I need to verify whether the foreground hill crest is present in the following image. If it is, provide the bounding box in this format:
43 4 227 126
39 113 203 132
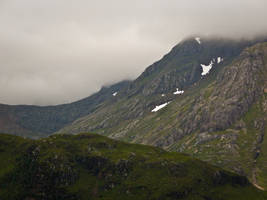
0 133 266 200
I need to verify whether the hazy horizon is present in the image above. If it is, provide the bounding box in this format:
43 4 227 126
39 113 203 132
1 0 267 105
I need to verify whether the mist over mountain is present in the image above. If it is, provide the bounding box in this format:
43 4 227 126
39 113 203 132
2 35 267 191
2 1 267 199
1 0 267 105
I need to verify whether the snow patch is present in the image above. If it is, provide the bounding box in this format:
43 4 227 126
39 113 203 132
201 57 224 76
151 102 171 112
173 88 184 95
217 57 223 64
112 92 118 96
195 37 201 44
201 60 214 76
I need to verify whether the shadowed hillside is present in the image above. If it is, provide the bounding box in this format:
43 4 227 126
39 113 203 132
0 133 266 200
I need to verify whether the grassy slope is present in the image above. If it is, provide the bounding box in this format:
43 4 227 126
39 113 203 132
0 133 266 200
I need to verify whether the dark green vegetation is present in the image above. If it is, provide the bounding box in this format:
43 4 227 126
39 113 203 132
1 36 267 190
0 133 266 200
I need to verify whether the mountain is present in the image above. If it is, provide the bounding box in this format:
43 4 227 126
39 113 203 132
58 37 267 139
0 133 266 200
1 37 265 139
57 38 267 189
0 80 130 138
1 36 267 189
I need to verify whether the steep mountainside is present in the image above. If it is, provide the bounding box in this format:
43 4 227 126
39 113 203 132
58 40 267 189
0 37 266 138
0 133 266 200
58 38 267 137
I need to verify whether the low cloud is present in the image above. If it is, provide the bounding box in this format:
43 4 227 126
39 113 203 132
1 0 267 105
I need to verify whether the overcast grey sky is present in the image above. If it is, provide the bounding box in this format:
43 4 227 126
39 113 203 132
1 0 267 105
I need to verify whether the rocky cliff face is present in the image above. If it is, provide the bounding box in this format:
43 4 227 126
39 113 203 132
176 43 267 136
127 37 255 97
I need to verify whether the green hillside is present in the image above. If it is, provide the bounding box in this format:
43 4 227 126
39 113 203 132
0 133 266 200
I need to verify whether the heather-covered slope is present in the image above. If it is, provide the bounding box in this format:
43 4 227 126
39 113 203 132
0 133 266 200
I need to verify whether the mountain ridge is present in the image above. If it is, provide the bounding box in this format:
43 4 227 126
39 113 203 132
1 36 266 138
0 80 130 138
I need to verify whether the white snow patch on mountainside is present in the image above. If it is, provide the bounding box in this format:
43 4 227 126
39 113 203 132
151 102 171 112
173 88 184 95
217 57 223 64
195 37 201 44
201 60 214 76
112 92 118 96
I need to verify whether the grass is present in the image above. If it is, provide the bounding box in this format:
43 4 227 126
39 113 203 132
0 133 266 200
